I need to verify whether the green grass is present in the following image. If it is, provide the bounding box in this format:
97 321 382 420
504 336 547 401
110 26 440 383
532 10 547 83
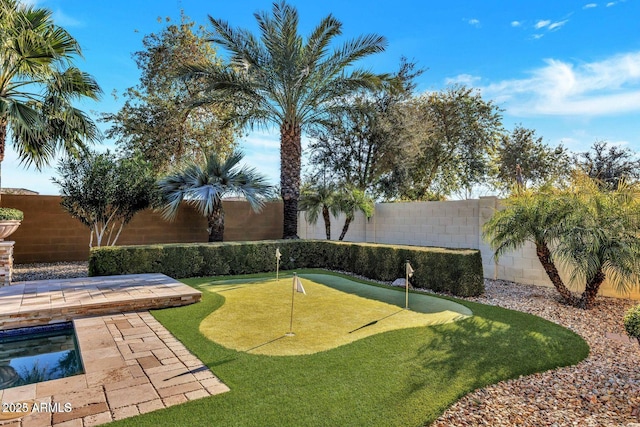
200 273 472 355
109 269 589 427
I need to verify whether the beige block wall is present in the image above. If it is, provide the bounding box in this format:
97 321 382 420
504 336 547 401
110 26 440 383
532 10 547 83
298 196 640 300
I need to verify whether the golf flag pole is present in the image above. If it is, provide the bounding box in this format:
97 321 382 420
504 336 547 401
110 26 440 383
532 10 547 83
275 247 281 282
405 260 414 309
287 273 306 336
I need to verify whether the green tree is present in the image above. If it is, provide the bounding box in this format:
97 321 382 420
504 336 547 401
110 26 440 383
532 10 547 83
0 0 101 193
484 174 640 309
307 59 422 199
491 125 570 194
390 85 502 200
52 151 157 247
574 141 640 190
102 12 237 173
298 183 339 240
335 187 374 241
158 150 271 242
181 1 386 238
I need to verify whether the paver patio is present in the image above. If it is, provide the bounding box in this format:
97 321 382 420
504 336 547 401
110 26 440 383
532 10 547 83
0 274 228 426
0 274 202 330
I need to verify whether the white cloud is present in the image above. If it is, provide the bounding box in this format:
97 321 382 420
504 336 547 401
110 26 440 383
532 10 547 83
583 3 598 8
548 20 569 31
535 19 551 29
511 20 522 27
481 51 640 117
466 18 480 27
532 34 544 40
606 1 617 6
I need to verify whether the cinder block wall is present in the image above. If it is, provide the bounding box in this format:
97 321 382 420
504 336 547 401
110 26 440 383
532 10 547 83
298 197 640 300
3 195 283 263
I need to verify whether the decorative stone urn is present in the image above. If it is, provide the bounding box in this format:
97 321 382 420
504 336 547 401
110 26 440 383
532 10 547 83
0 220 21 241
0 208 23 286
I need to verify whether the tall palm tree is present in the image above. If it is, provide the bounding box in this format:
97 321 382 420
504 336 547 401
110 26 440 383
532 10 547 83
336 187 374 241
298 183 338 240
0 0 101 184
181 1 387 238
158 150 271 242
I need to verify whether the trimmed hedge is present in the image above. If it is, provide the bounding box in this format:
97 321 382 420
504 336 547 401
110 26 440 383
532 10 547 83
89 240 484 297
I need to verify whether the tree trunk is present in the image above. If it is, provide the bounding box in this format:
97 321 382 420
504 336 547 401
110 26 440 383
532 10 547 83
577 270 605 309
535 242 579 306
0 119 6 205
207 202 224 242
280 121 302 239
339 217 352 241
322 205 331 240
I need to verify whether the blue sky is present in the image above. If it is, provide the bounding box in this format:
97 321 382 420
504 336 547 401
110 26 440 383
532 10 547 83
7 0 640 195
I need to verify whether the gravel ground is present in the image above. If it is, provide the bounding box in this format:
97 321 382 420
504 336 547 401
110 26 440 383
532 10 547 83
10 263 640 426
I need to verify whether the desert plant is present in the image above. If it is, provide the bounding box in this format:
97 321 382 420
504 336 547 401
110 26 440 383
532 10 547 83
624 305 640 346
158 150 271 242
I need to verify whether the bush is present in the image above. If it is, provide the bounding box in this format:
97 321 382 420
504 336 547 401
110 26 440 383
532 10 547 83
88 240 485 296
0 208 23 221
624 305 640 346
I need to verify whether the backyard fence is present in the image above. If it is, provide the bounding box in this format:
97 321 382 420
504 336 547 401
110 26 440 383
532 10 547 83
297 196 640 300
3 195 283 263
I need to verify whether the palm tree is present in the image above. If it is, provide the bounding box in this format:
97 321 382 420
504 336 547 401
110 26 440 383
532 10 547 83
0 0 101 195
336 187 374 241
181 1 387 238
158 150 271 242
483 187 578 305
484 174 640 308
298 183 338 240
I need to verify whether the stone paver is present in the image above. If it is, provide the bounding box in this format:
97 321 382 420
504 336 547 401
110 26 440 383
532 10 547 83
0 274 201 330
0 312 228 427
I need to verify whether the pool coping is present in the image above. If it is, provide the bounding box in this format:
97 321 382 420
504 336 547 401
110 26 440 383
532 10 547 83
0 311 229 426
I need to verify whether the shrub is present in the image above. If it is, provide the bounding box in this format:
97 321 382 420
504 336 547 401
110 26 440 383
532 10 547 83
88 240 484 296
0 208 24 221
623 305 640 346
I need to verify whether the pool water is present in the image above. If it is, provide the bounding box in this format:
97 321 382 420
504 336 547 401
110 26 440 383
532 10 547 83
0 323 84 390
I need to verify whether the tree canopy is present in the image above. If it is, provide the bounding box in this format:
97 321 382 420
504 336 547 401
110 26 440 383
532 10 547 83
102 12 237 173
0 0 101 188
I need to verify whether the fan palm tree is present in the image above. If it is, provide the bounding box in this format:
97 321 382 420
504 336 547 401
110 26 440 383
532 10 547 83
0 0 101 194
298 183 339 240
336 187 374 241
158 150 271 242
181 1 387 238
484 174 640 308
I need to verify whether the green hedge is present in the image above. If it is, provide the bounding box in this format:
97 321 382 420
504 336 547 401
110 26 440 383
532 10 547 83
89 240 484 297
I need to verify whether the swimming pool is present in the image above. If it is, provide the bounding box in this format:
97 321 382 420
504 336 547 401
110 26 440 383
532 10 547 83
0 323 84 390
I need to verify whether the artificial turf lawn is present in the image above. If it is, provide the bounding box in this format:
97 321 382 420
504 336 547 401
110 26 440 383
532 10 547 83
200 273 472 355
109 269 590 427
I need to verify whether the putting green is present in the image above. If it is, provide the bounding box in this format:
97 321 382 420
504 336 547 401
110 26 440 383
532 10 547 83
200 273 472 356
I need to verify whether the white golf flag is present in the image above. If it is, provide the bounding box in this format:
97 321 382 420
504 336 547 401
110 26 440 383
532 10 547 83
294 275 306 294
276 248 281 261
406 262 414 278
